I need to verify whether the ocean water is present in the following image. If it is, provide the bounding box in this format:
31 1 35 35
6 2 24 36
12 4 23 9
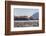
14 20 39 27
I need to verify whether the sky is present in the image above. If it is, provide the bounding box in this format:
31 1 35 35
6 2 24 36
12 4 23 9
14 8 39 16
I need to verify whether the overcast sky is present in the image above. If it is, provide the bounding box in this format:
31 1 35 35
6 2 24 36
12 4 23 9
14 8 39 16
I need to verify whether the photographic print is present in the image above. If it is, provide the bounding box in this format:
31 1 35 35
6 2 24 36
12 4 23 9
5 1 45 35
14 8 39 27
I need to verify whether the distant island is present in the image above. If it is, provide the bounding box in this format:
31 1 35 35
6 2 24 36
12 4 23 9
14 12 39 20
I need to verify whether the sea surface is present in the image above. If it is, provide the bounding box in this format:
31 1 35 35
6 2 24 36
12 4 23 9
14 20 39 27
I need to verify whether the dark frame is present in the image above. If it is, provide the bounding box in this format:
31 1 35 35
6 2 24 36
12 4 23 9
5 1 45 35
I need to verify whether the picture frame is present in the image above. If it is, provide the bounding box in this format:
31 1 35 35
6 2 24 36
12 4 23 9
5 1 45 35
